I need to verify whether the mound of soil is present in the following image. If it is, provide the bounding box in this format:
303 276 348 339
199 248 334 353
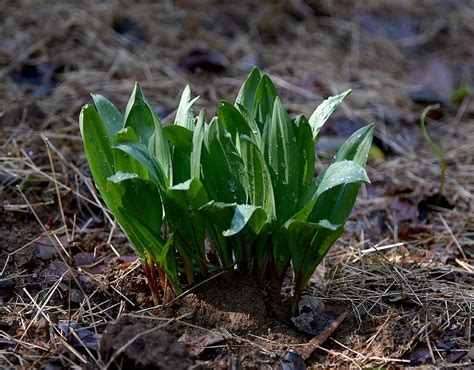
102 274 309 368
101 316 194 370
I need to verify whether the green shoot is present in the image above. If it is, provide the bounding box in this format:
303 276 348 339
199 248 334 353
80 68 374 311
419 104 447 196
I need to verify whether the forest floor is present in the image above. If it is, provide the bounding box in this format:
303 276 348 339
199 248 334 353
1 0 473 368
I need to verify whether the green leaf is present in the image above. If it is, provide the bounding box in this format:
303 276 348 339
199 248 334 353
333 123 374 165
107 174 164 259
240 137 275 219
253 74 279 129
293 114 316 192
113 142 168 191
285 219 339 276
163 125 194 184
235 67 262 114
163 125 193 150
201 120 246 204
114 127 149 179
165 178 209 278
296 160 369 223
199 201 268 269
316 160 369 196
149 118 173 183
79 104 115 193
124 83 156 146
91 93 123 139
262 97 299 224
286 219 344 310
235 104 262 149
80 104 151 259
198 201 235 231
156 235 182 295
308 89 351 140
175 85 199 130
218 101 252 144
223 204 267 237
190 110 205 179
108 174 163 239
308 124 374 225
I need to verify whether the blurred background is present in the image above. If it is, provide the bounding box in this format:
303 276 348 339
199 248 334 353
1 1 473 368
2 0 473 237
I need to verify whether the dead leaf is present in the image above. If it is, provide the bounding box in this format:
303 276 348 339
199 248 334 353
407 347 431 365
74 252 110 274
34 234 68 260
0 279 16 300
407 59 456 101
391 197 419 222
180 49 228 73
112 17 147 43
292 296 348 338
281 349 307 370
179 330 227 357
57 322 101 352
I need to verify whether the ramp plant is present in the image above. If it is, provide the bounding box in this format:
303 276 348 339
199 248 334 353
80 68 373 312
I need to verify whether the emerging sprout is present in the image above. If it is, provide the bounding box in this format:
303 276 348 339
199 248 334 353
80 68 374 312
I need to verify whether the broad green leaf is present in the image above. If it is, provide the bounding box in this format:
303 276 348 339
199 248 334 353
316 160 369 196
240 138 275 219
79 104 118 212
198 201 235 231
308 89 351 140
165 178 209 277
114 127 148 179
163 125 194 184
79 104 115 192
199 201 268 270
118 206 164 259
149 118 172 182
91 93 123 139
106 174 164 259
285 219 339 278
333 123 374 165
293 114 316 192
108 174 163 238
198 200 235 268
124 83 156 146
201 120 246 204
262 97 299 224
235 67 261 114
308 124 374 225
175 85 199 130
113 142 168 191
80 105 151 259
296 160 369 223
288 219 344 309
235 103 262 149
253 74 279 129
223 204 267 237
224 204 268 271
218 101 252 145
163 125 193 150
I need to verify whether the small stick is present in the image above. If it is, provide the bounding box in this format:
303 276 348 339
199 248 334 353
300 307 350 360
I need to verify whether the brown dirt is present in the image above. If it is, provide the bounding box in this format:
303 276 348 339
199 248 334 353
1 0 473 368
100 316 194 370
